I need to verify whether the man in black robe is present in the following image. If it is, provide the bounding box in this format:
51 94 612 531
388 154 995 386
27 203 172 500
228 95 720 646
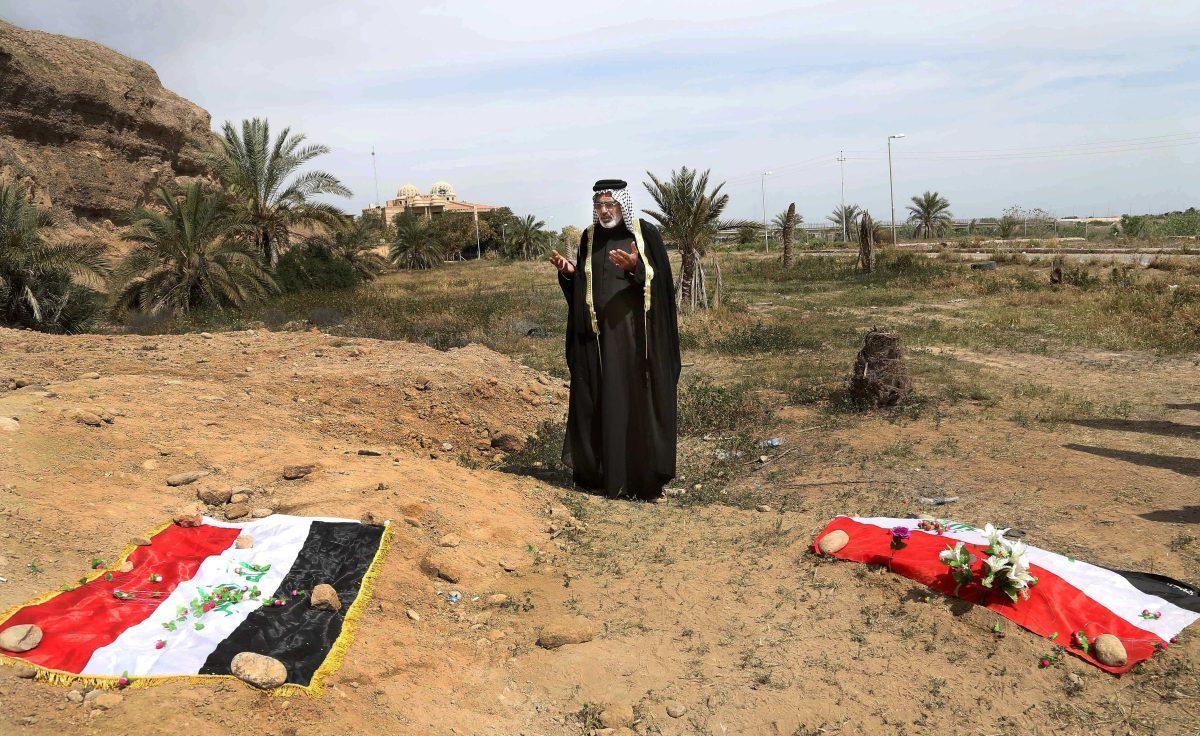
549 179 680 500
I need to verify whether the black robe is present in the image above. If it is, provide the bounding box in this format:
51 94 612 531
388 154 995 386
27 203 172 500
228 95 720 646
558 218 681 499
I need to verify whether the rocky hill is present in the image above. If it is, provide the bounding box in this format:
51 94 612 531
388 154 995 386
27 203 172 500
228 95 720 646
0 19 215 224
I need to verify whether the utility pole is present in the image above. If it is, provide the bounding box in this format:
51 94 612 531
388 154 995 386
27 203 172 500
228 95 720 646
473 204 481 260
887 134 905 245
370 146 380 207
760 171 772 252
837 150 847 242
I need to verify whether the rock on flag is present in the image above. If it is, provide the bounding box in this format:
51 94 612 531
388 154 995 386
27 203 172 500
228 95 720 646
0 515 391 693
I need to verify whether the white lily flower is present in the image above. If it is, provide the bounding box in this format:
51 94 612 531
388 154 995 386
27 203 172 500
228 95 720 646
981 523 1012 554
1006 564 1034 587
939 548 955 563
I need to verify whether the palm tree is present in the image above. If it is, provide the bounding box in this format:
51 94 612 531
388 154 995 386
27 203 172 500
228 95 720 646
202 118 351 266
771 208 803 237
510 215 546 260
0 184 108 330
642 167 729 311
303 216 389 280
110 184 275 316
389 212 442 270
828 204 861 242
906 191 953 239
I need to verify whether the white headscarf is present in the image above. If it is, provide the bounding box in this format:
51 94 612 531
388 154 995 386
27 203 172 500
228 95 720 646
592 186 636 231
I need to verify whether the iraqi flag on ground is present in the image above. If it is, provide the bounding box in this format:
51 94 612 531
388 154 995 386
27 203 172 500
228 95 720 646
0 515 391 693
814 516 1200 673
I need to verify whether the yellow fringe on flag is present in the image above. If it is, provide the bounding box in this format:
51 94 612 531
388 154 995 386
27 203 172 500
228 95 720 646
0 519 394 697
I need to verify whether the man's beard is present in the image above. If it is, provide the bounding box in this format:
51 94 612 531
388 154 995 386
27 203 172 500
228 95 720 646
598 214 621 229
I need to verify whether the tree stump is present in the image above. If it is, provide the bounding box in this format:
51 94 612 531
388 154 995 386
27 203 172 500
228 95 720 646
849 328 912 407
858 211 876 273
780 202 797 268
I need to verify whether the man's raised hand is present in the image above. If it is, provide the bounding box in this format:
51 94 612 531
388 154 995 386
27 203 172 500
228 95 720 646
550 249 575 276
608 241 639 272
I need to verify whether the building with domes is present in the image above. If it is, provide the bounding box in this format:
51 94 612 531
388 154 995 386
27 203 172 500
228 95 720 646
362 181 499 223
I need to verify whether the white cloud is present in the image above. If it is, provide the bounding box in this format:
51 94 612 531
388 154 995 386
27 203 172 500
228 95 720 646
1 0 1197 224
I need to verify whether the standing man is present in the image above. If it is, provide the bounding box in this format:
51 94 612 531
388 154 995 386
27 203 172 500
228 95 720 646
549 179 680 500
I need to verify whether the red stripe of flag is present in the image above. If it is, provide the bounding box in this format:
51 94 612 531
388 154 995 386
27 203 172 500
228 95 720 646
1 523 240 674
814 517 1161 673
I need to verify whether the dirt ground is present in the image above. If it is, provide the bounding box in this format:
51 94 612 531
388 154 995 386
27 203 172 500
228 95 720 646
1 323 1198 735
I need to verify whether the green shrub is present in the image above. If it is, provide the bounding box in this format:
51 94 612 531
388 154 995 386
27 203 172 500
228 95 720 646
678 378 768 435
1162 209 1200 237
1108 266 1137 288
1058 264 1101 290
713 320 822 354
500 419 572 487
274 244 361 293
867 249 955 286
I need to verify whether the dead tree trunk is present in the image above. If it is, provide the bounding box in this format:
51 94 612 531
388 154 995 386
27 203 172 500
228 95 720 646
710 253 723 311
677 247 707 313
781 202 797 268
849 328 912 407
858 211 875 273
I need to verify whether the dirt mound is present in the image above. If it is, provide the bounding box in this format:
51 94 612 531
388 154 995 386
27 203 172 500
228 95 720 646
0 327 566 459
0 19 214 226
0 328 583 735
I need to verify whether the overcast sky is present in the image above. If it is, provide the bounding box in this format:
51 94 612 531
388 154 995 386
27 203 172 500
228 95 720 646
3 1 1199 228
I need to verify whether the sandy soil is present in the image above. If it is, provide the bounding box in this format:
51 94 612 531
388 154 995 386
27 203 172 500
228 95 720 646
1 327 1198 735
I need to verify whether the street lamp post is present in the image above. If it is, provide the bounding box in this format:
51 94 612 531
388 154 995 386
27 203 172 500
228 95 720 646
837 151 847 242
473 204 481 260
887 133 905 245
760 170 773 252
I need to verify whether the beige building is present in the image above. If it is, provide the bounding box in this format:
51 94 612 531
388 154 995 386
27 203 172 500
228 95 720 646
362 181 499 223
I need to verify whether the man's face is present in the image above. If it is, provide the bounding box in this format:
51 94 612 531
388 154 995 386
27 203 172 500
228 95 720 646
593 193 622 229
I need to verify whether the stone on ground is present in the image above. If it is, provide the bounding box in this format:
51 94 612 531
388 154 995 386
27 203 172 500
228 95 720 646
439 533 461 548
282 464 315 480
70 409 104 427
536 615 597 649
224 502 249 520
599 702 635 728
0 417 18 432
172 504 204 528
666 701 687 718
91 692 123 710
197 486 232 504
235 535 254 549
421 551 466 583
12 664 37 679
166 470 208 487
490 428 526 453
231 652 288 689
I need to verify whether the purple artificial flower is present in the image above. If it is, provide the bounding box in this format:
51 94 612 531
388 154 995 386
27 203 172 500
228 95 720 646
892 526 911 540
